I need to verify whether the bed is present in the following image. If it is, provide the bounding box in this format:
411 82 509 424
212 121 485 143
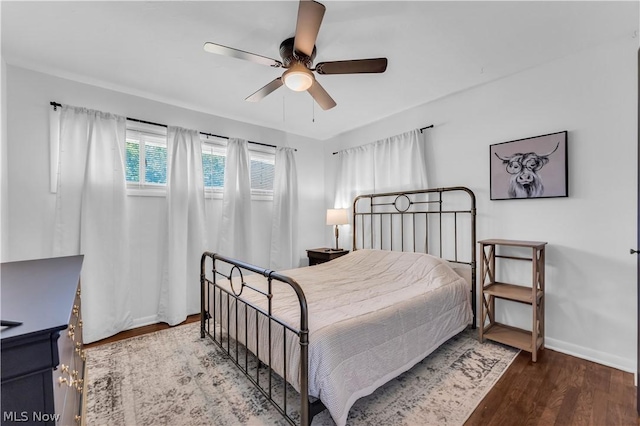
200 187 477 426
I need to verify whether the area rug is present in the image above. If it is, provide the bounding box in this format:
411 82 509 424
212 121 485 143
85 322 519 426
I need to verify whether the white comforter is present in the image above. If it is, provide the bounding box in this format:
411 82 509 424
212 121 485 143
212 249 472 426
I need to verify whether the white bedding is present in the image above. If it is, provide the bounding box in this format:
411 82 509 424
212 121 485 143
209 249 472 426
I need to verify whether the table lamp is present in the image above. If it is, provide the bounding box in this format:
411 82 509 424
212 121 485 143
326 209 349 251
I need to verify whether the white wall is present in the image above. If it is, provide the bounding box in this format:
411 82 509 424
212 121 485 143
4 66 325 327
323 35 638 372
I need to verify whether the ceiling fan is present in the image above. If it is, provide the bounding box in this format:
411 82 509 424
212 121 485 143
203 0 388 111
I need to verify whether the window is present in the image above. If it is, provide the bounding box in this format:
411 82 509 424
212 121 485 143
201 138 226 191
249 149 275 194
201 140 275 196
125 122 167 188
124 122 275 198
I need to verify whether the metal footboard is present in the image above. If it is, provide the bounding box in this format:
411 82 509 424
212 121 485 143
200 252 321 426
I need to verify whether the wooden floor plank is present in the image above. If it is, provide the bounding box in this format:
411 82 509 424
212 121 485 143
465 353 529 425
465 349 638 426
519 352 560 426
553 386 579 426
590 389 610 426
570 387 593 426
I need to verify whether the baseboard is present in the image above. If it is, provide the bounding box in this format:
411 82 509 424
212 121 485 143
545 337 635 374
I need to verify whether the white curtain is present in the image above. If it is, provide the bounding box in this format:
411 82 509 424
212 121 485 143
334 145 375 210
270 147 299 270
220 138 252 261
372 129 428 192
52 106 132 343
334 129 428 249
157 127 207 325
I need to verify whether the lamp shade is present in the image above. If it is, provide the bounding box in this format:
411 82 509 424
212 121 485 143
326 209 349 226
283 63 314 92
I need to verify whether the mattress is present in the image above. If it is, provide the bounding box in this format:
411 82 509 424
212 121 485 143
208 249 472 426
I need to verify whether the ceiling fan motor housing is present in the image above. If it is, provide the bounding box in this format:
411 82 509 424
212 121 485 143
280 37 316 68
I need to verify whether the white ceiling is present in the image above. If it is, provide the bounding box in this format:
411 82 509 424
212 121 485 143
2 1 637 140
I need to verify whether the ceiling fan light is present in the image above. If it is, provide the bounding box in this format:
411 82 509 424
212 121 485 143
283 63 314 92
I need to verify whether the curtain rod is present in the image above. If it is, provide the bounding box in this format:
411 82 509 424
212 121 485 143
50 102 295 152
332 125 433 155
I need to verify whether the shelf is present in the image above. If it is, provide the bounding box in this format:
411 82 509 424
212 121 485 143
479 239 547 362
483 323 543 352
478 239 547 249
482 282 542 304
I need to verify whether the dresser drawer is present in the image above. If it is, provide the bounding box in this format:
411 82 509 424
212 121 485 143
53 284 84 426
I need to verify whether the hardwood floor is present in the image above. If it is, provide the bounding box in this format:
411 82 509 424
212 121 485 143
466 348 639 426
88 320 638 425
83 314 200 349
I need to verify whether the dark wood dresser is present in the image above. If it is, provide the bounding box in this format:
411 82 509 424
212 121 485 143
1 255 84 425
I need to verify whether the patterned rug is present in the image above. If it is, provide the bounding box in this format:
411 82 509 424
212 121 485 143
85 322 518 426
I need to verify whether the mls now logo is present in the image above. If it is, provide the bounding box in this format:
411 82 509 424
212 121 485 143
3 411 61 422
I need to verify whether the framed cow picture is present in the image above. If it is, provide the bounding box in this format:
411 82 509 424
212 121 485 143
490 131 568 200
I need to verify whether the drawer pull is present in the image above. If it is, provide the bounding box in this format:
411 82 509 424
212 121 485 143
75 415 81 423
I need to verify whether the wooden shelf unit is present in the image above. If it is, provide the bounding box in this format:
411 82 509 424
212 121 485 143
479 239 547 362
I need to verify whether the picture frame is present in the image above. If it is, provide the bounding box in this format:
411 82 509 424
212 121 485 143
490 131 568 200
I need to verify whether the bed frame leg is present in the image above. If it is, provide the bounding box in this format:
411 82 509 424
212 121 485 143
308 399 327 423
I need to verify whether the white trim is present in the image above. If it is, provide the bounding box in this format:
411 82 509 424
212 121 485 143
252 193 274 201
126 187 166 197
545 336 635 373
127 186 271 201
205 189 223 200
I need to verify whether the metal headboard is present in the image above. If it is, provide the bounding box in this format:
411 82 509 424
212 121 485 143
353 186 477 326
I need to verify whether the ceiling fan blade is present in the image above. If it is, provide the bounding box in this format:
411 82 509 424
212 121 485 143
307 80 336 110
204 42 283 68
315 58 388 75
293 0 326 58
245 78 284 102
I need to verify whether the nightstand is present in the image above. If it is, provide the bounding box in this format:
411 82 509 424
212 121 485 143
306 248 349 265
